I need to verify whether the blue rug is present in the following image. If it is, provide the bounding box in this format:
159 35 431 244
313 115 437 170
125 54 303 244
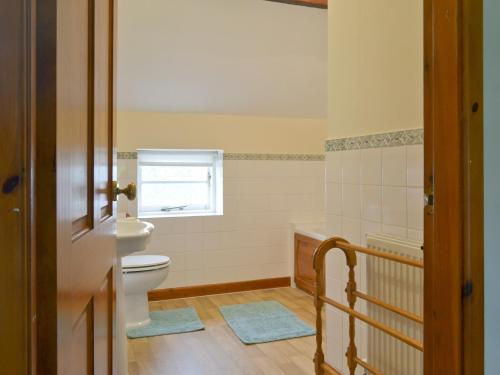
219 301 316 344
127 307 205 339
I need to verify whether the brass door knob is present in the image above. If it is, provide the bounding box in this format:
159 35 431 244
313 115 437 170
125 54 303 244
112 181 137 201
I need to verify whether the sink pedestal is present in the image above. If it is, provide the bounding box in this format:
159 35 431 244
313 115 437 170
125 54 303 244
115 218 155 375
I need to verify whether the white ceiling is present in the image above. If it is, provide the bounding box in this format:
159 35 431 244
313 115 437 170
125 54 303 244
117 0 327 118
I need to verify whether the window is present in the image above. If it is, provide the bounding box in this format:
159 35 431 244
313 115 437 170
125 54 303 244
137 149 223 217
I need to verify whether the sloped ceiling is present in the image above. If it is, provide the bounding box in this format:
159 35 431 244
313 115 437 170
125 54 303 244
117 0 327 118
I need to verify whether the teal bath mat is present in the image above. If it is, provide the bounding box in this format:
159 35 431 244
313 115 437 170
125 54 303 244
219 301 315 344
127 307 204 339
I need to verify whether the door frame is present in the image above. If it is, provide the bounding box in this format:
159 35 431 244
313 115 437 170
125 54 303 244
0 0 36 373
424 0 484 373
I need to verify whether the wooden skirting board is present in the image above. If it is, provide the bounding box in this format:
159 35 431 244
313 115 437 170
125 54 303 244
148 277 291 301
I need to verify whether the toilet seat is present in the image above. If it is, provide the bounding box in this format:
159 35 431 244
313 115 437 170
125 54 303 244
122 255 170 273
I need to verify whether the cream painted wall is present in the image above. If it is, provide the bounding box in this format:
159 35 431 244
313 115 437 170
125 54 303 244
325 1 424 371
117 0 327 118
327 0 423 138
117 111 327 154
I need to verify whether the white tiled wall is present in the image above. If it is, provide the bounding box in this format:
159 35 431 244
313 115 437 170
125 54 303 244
324 143 424 373
325 144 423 244
117 158 325 289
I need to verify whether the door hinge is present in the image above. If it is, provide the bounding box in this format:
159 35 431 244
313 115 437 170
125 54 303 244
462 280 474 299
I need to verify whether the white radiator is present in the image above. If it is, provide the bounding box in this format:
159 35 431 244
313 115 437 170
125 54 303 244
365 234 423 375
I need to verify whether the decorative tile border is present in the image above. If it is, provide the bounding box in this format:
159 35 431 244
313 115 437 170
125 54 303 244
325 128 423 152
117 152 137 159
223 153 324 161
117 152 324 161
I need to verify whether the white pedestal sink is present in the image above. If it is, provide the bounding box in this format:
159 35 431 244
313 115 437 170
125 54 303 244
117 218 155 256
115 218 155 375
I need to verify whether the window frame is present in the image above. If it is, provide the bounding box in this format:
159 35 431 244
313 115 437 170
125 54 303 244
136 149 223 218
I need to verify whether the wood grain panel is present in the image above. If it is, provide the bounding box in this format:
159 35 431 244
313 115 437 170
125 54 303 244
72 301 94 375
94 0 113 222
148 277 291 301
0 0 33 373
64 0 93 238
94 272 113 375
462 0 484 372
294 233 321 295
36 1 58 372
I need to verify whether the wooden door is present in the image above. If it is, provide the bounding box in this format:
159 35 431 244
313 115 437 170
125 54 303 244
36 0 118 374
57 0 116 373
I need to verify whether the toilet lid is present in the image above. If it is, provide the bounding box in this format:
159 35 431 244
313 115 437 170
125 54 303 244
122 255 170 272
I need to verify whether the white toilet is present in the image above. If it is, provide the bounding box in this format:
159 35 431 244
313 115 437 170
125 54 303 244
122 254 171 329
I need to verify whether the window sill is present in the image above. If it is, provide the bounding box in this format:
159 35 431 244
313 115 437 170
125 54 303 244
138 211 223 219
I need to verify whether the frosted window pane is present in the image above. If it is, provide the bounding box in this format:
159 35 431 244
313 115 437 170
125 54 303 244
140 182 209 210
141 166 209 182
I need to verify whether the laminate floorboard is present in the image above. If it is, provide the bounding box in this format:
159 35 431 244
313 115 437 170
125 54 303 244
127 287 322 375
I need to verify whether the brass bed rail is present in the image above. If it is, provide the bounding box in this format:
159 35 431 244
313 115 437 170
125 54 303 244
313 237 424 375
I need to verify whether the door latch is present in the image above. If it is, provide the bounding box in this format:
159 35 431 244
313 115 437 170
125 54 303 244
424 185 434 214
462 280 474 299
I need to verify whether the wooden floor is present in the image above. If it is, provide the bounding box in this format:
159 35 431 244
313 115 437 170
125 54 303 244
127 287 319 375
